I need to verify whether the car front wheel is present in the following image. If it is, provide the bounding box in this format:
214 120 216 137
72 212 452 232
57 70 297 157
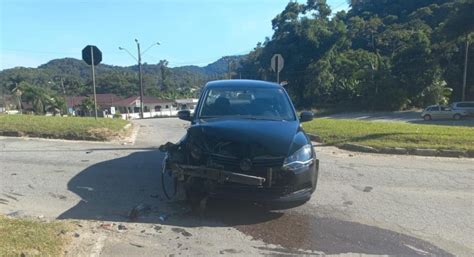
453 114 462 120
423 114 432 121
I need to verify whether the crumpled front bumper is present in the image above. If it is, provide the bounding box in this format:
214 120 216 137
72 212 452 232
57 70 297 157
170 157 319 208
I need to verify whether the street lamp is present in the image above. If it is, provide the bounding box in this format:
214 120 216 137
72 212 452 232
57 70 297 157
119 40 160 118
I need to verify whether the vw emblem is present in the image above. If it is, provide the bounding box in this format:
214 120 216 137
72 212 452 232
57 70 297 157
240 158 252 171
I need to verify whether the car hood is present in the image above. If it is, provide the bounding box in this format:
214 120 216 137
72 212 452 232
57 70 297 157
187 118 304 157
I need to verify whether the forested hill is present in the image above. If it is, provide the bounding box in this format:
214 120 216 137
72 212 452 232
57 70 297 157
0 55 244 99
239 0 474 110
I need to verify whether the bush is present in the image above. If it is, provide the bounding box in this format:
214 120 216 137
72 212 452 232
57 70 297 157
113 111 122 119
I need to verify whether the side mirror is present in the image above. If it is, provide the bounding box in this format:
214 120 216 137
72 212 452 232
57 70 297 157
300 111 313 123
178 110 192 121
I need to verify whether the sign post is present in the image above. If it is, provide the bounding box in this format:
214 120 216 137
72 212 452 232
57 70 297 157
82 45 102 119
271 54 284 84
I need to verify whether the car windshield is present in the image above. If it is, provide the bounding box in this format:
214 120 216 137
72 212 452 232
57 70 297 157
199 87 296 121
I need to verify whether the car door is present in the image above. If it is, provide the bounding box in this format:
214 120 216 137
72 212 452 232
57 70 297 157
430 106 441 119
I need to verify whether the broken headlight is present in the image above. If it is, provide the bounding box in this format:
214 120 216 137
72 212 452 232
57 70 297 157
189 143 202 160
283 144 313 171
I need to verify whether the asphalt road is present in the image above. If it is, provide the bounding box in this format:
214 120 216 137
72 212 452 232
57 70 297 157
1 118 473 256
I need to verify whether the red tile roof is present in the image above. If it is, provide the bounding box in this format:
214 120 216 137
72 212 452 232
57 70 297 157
66 96 87 107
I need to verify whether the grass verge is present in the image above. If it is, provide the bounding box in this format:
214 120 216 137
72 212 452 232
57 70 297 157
0 115 130 141
0 216 69 256
303 118 474 151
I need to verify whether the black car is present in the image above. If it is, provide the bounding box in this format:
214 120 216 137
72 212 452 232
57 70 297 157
160 79 319 209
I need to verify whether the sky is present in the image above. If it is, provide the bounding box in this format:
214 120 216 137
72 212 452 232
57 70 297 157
0 0 348 70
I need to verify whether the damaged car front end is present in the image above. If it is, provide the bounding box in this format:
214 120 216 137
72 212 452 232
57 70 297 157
160 80 319 209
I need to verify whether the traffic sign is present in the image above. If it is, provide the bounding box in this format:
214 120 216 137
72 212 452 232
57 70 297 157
81 45 101 119
82 45 102 66
271 54 284 73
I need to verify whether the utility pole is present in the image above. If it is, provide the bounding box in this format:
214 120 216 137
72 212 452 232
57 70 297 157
462 34 469 101
90 47 98 119
136 39 144 119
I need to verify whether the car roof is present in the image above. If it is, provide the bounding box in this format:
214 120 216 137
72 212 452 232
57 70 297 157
204 79 281 89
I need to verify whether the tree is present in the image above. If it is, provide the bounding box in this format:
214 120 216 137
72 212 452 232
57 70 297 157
80 98 95 116
442 0 474 101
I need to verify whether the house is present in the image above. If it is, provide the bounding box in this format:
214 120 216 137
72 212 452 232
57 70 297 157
65 94 191 119
66 96 87 115
114 96 176 119
66 94 123 116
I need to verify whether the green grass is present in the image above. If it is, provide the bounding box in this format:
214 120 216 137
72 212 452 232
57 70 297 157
0 114 130 141
0 216 69 257
303 118 474 151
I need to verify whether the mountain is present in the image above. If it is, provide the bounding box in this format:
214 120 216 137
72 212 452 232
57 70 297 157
0 55 247 98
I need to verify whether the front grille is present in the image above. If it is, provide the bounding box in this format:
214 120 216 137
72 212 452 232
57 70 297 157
209 154 284 170
252 156 284 168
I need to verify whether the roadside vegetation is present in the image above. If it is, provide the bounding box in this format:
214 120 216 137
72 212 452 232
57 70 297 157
0 115 130 141
0 216 69 256
303 118 474 151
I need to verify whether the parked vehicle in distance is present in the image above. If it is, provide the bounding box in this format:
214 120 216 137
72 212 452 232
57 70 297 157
421 105 468 120
451 101 474 116
160 79 319 209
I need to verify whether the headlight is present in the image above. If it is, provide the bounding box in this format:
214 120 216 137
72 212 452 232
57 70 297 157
283 144 313 171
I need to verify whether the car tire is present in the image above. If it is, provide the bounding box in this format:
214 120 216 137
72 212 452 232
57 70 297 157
423 115 432 121
453 114 462 120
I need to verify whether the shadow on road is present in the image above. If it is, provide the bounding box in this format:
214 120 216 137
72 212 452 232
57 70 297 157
58 150 166 221
57 150 280 227
58 150 454 256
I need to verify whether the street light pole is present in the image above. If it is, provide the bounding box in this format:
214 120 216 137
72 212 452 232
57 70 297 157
135 39 144 119
119 40 160 119
462 34 469 101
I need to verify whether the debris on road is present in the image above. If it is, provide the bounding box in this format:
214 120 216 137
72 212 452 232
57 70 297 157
159 213 170 222
171 227 192 237
128 203 152 220
76 186 94 191
130 243 144 248
363 186 373 193
99 223 113 230
118 224 127 230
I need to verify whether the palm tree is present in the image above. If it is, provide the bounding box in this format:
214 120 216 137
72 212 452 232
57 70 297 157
80 98 95 116
11 84 23 114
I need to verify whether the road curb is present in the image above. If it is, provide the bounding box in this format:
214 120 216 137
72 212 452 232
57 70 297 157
307 133 472 158
307 133 323 143
118 123 139 145
340 143 379 153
